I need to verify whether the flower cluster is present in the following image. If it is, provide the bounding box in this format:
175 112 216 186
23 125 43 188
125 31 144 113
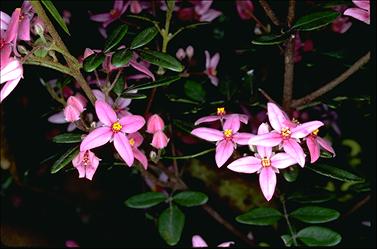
191 103 335 201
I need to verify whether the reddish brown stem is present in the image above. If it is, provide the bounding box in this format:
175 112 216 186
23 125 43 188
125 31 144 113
259 0 281 26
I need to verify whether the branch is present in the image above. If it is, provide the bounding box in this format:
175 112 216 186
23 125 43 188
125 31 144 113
259 0 281 26
287 0 296 27
258 88 277 104
291 52 371 108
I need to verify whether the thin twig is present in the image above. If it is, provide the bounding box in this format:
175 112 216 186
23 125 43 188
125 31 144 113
259 0 281 26
258 88 276 104
342 194 371 218
281 195 298 246
287 0 296 27
291 52 371 108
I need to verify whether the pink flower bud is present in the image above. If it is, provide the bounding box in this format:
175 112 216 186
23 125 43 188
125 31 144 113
176 48 186 60
147 114 165 133
186 45 194 59
236 0 254 20
151 131 169 149
64 105 81 122
67 95 86 113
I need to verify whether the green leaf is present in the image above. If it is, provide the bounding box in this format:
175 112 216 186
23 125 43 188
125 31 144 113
111 48 133 67
184 80 206 102
290 206 340 224
120 92 147 99
138 50 184 72
158 205 185 246
52 133 83 143
33 37 48 58
103 24 129 53
125 192 167 209
83 53 105 72
349 182 371 193
281 235 293 247
130 27 159 49
288 190 336 204
296 226 342 246
283 165 299 182
307 164 364 182
112 76 125 96
292 11 340 31
41 0 70 35
126 76 181 91
236 208 283 226
51 145 79 174
173 191 208 207
252 32 292 45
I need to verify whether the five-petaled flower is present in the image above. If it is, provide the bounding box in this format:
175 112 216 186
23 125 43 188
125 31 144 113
80 100 145 166
191 115 253 167
72 150 101 181
306 129 336 163
228 123 297 201
204 50 220 86
248 103 323 167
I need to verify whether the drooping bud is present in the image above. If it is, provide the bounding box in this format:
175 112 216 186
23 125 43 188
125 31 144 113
151 131 169 149
146 114 165 133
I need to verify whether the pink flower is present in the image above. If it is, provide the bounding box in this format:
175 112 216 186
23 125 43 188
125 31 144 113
146 114 169 149
18 1 34 41
63 10 71 25
236 0 254 20
92 89 133 117
1 9 20 65
344 0 370 24
194 107 249 125
204 50 220 86
80 100 145 166
192 235 234 247
65 240 79 248
64 95 87 122
90 0 129 28
248 103 323 167
128 132 148 169
228 123 297 201
0 58 23 102
332 16 352 33
306 129 336 163
151 131 170 149
176 48 186 60
73 150 101 180
177 0 222 22
191 115 254 167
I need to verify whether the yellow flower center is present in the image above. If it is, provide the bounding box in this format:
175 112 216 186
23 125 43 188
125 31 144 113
129 138 135 147
281 127 291 139
112 121 123 133
312 129 319 136
217 107 226 116
223 129 233 140
261 157 271 167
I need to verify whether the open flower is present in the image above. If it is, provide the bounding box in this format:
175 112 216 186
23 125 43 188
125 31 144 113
228 123 297 201
192 235 234 247
80 100 145 166
128 132 148 169
306 129 336 163
204 50 220 86
192 115 253 167
72 150 101 180
0 58 23 102
90 0 129 28
344 0 370 24
194 107 248 125
248 103 323 167
92 89 133 117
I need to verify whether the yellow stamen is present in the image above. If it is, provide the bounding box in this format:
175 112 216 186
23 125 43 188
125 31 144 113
217 107 226 116
312 129 319 136
261 157 271 167
112 121 123 133
292 118 300 125
223 129 233 140
281 127 291 139
129 138 135 147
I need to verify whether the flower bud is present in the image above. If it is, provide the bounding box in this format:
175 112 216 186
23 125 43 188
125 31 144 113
186 45 194 59
176 48 186 60
146 114 165 133
64 105 81 122
151 131 169 149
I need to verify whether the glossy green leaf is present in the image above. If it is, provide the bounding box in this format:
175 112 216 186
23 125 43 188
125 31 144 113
292 11 340 31
120 92 147 99
138 50 184 72
283 165 299 182
126 76 181 91
112 76 125 96
296 226 342 246
281 235 293 247
111 48 133 67
173 191 208 207
236 207 283 226
130 27 159 49
41 0 70 35
51 145 79 174
288 190 336 204
290 206 340 224
52 133 83 143
103 24 129 53
307 164 364 182
158 205 185 246
83 53 105 72
184 80 206 102
125 192 167 209
252 32 292 45
349 182 371 193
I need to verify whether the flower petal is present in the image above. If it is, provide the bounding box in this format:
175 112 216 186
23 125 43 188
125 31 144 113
306 136 320 163
317 137 336 156
85 151 100 180
0 59 23 83
227 156 261 173
344 7 369 24
113 133 134 166
191 127 223 142
267 102 289 131
151 131 169 149
130 59 155 81
223 114 240 133
208 75 219 86
72 153 85 178
0 76 21 102
204 50 211 69
128 132 143 147
48 111 67 124
199 9 222 22
271 153 297 169
80 127 112 151
95 100 117 126
352 0 369 11
215 140 234 167
133 148 148 169
119 115 145 133
291 121 324 139
233 132 254 145
90 13 111 22
192 235 208 247
248 132 282 147
210 53 220 69
283 139 306 167
194 115 220 125
259 167 276 201
218 241 235 247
